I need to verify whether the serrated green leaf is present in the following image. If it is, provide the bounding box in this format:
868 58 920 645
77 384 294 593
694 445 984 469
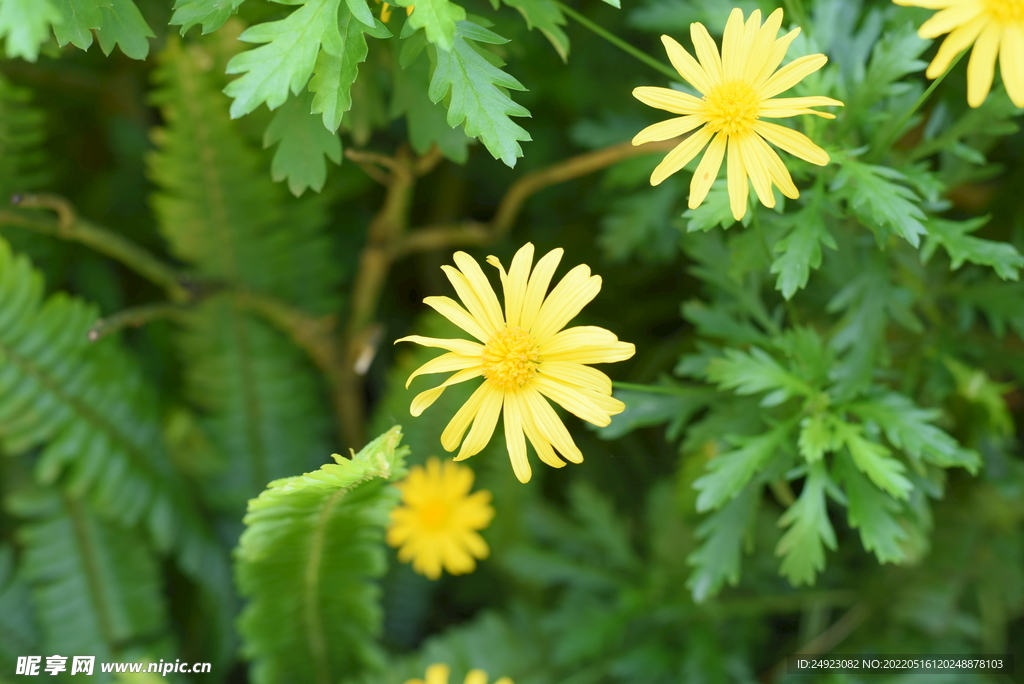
170 0 247 35
943 357 1015 435
264 91 342 196
95 0 154 60
921 216 1024 281
831 155 927 247
393 0 465 51
391 43 471 162
309 9 389 132
706 347 813 407
0 0 61 61
836 456 907 564
428 21 531 167
798 412 839 462
832 419 912 500
501 0 569 61
682 180 741 232
854 22 927 112
51 0 101 50
594 385 712 441
345 0 375 28
771 205 837 299
236 427 408 684
686 483 759 602
693 419 795 512
849 392 982 471
775 462 837 586
225 0 344 118
598 183 680 263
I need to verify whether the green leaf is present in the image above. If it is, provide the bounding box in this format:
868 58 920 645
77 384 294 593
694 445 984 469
236 427 408 684
693 419 795 512
428 21 532 167
682 180 740 232
798 411 839 463
832 420 912 500
95 0 155 60
921 216 1024 281
393 0 465 51
0 0 61 61
598 184 680 263
225 0 345 118
594 385 712 441
831 155 927 247
770 205 837 299
836 456 908 564
391 42 471 163
0 543 39 671
309 10 390 132
264 91 342 196
706 347 813 407
170 0 248 35
10 489 170 661
775 462 837 586
854 22 928 111
501 0 569 61
51 0 101 50
686 483 759 602
943 357 1015 435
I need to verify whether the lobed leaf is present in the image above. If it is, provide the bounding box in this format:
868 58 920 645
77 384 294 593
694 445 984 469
686 483 759 602
831 156 927 247
393 0 465 51
693 419 796 512
770 205 837 299
836 456 908 564
0 0 61 61
775 462 837 586
921 217 1024 281
706 347 813 407
264 91 342 196
171 0 248 35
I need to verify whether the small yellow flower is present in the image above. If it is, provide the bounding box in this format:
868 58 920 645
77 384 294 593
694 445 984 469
632 8 843 221
395 243 635 483
894 0 1024 107
387 458 494 580
377 0 414 22
404 664 513 684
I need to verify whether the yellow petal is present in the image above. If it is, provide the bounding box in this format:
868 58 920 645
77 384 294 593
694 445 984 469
440 381 489 450
967 23 1001 107
494 679 514 684
502 394 532 482
411 368 481 417
690 22 723 83
927 15 987 78
893 0 958 6
754 121 830 166
464 670 489 684
631 86 705 115
531 264 601 343
744 9 784 82
405 351 480 389
513 390 567 468
661 34 713 93
650 126 715 186
752 27 802 89
737 9 763 77
439 535 476 575
454 528 490 559
519 247 563 332
396 335 484 356
426 664 450 684
759 54 829 99
523 387 584 463
737 135 775 208
541 326 636 365
423 296 489 342
1001 26 1024 107
688 131 727 209
918 1 984 39
532 375 625 427
726 137 749 221
487 242 534 328
632 116 705 145
750 134 799 198
721 7 747 80
454 385 503 460
452 252 505 330
440 459 475 497
759 96 845 119
538 361 613 394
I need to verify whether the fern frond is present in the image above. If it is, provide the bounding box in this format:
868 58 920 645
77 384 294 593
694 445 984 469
0 237 235 665
8 488 169 661
0 542 39 672
236 426 408 684
0 73 46 196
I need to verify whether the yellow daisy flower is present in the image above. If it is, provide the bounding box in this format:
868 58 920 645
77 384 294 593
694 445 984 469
404 664 513 684
894 0 1024 107
387 458 494 580
631 8 843 221
395 243 635 483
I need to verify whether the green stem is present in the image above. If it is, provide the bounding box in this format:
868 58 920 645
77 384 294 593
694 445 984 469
870 52 965 162
555 2 678 81
752 209 801 326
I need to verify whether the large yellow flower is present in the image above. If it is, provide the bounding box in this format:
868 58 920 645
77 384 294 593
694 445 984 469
632 8 843 221
404 664 512 684
895 0 1024 107
387 458 494 580
395 243 635 483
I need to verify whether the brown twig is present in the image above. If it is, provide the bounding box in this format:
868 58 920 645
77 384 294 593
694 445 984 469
88 303 191 341
759 602 872 683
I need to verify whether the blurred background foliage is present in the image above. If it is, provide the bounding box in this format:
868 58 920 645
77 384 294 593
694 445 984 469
0 0 1021 682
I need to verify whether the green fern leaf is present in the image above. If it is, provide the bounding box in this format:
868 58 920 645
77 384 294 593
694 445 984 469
0 0 61 61
427 21 531 167
236 427 409 684
0 543 39 672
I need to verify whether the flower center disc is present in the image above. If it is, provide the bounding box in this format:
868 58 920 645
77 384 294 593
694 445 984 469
986 0 1024 23
481 327 540 390
419 500 449 530
703 80 760 135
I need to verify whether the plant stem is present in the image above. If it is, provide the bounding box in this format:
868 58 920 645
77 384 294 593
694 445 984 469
555 1 679 81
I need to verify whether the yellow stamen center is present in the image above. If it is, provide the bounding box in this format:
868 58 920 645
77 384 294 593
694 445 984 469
418 500 449 529
703 80 760 135
481 326 540 390
986 0 1024 23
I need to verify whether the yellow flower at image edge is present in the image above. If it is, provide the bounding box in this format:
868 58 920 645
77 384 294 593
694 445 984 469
388 458 494 580
396 243 635 483
894 0 1024 107
404 664 512 684
632 8 843 221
